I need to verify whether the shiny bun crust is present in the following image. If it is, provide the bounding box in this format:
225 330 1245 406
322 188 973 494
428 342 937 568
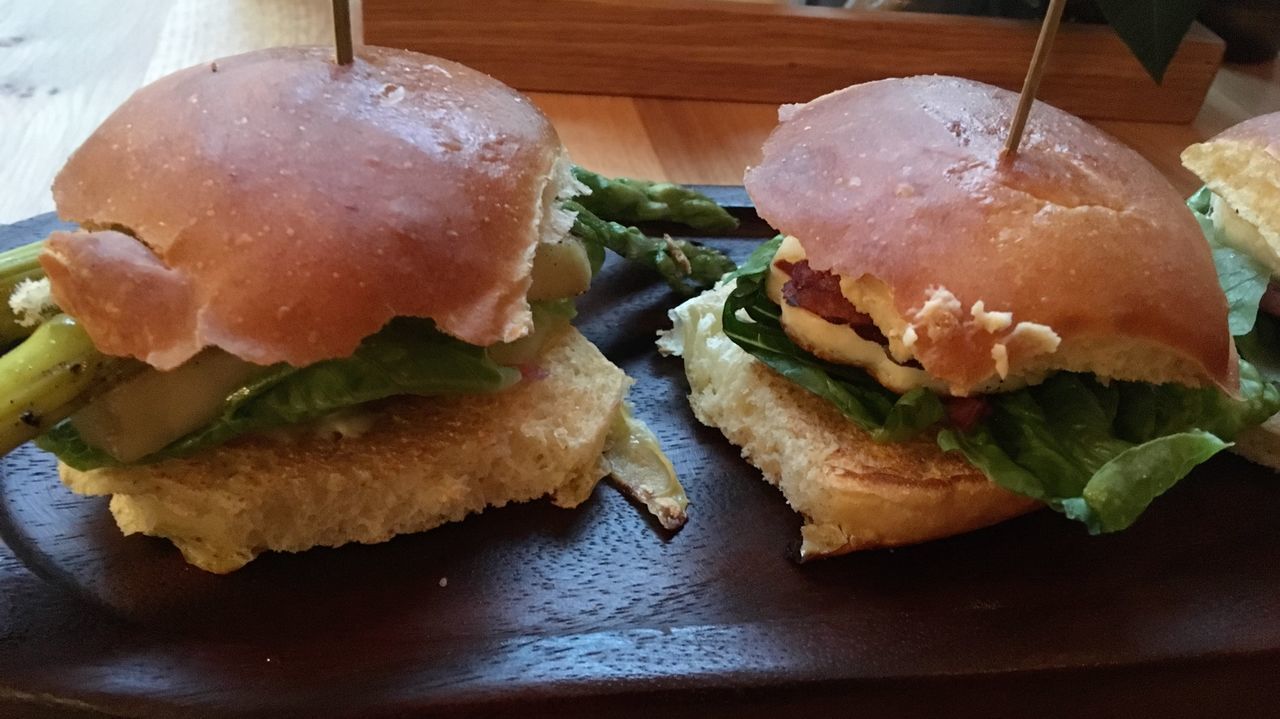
1192 111 1280 168
45 46 562 369
745 76 1235 395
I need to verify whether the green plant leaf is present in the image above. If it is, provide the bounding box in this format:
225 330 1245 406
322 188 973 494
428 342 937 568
1187 186 1280 385
1189 187 1270 336
1091 0 1208 83
718 236 1280 533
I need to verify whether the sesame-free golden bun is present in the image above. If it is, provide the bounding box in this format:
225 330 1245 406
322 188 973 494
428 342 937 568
1182 111 1280 269
745 76 1236 397
43 45 565 370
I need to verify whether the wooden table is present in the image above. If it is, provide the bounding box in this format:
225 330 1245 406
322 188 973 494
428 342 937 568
2 0 1279 225
5 3 1280 716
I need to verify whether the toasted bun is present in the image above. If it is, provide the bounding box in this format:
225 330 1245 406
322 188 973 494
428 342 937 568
659 285 1038 557
1182 112 1280 263
745 76 1235 396
60 328 628 573
44 45 564 370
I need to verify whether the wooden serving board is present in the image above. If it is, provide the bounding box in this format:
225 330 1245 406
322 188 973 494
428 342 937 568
362 0 1224 123
2 196 1280 717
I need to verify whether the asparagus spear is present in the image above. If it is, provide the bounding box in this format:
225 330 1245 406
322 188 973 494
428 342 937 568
571 167 739 233
566 202 736 295
0 315 136 454
1 240 46 346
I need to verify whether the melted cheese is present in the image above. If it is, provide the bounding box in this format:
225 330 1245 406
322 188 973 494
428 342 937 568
913 286 964 341
1213 192 1280 276
991 343 1010 379
766 236 1059 396
767 236 943 394
778 301 945 394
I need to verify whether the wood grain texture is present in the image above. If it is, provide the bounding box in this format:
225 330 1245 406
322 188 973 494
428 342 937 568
142 0 336 83
632 97 779 185
529 93 668 181
1197 61 1280 138
0 0 169 224
362 0 1223 122
0 0 336 224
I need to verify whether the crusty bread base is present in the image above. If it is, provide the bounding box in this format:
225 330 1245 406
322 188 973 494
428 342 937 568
61 327 629 573
661 285 1039 559
1231 414 1280 471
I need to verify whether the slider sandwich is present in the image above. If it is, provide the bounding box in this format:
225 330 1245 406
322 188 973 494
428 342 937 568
1183 113 1280 467
660 76 1279 557
0 46 736 573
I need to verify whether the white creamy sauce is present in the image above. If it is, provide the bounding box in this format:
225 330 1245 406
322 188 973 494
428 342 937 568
766 236 943 394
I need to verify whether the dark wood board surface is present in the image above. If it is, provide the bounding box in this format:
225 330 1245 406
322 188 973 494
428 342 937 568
2 194 1280 717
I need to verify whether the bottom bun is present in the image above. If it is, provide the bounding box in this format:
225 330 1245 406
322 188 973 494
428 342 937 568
61 327 629 573
661 284 1039 559
1231 413 1280 471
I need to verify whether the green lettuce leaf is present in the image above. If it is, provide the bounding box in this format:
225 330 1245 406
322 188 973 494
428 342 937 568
1091 0 1206 84
39 316 521 470
937 363 1278 533
1189 186 1280 385
1189 186 1270 336
1237 313 1280 386
721 237 943 441
721 237 1280 533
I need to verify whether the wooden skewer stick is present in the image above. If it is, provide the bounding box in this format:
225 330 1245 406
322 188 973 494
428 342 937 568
1003 0 1068 158
332 0 354 66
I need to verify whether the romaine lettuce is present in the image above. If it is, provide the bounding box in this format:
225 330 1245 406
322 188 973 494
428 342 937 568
1189 187 1270 336
721 236 1280 533
1190 186 1280 385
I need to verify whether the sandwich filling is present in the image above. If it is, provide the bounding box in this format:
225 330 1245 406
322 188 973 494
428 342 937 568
663 234 1280 534
1189 187 1280 386
3 170 738 538
27 162 593 468
765 236 1088 397
766 235 945 395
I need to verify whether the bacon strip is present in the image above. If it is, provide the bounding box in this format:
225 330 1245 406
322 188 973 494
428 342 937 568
776 259 887 344
944 396 992 431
